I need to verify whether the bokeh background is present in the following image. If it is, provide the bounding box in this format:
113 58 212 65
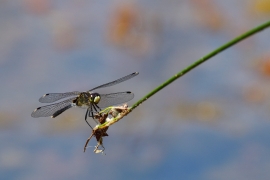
1 0 270 179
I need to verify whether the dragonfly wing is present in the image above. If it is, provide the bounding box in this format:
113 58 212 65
51 104 73 118
98 92 134 108
39 91 80 103
89 72 138 91
31 97 76 118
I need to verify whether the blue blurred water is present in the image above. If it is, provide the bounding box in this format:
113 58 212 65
1 0 270 179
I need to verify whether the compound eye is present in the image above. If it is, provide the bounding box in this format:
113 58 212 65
94 95 101 104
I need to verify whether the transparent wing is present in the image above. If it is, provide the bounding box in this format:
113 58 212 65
89 72 139 91
98 92 134 108
39 91 80 103
31 97 76 118
51 104 73 118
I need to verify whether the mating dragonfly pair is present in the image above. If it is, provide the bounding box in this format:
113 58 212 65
31 72 139 129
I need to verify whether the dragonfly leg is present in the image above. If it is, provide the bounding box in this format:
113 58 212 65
90 104 94 118
92 103 98 113
88 107 91 117
95 104 101 111
85 108 93 129
91 104 100 124
85 108 88 120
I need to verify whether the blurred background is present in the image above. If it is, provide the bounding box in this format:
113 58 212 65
1 0 270 179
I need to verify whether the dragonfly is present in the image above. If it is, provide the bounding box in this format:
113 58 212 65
31 72 139 129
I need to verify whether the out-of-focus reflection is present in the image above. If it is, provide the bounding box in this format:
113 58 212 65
107 3 162 55
171 101 221 123
249 0 270 15
190 0 226 31
23 0 51 15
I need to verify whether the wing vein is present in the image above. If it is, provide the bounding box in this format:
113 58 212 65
31 97 76 118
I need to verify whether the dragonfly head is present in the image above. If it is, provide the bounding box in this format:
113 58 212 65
90 93 101 104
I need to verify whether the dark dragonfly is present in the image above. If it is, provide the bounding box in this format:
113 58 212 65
31 72 139 129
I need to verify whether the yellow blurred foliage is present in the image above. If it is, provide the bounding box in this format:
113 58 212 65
256 54 270 77
108 3 139 45
250 0 270 14
107 3 161 55
190 0 226 31
243 85 265 103
171 101 221 123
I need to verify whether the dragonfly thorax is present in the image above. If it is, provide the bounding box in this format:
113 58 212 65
75 92 101 107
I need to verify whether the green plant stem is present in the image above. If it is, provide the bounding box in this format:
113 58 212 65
98 20 270 129
131 20 270 110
